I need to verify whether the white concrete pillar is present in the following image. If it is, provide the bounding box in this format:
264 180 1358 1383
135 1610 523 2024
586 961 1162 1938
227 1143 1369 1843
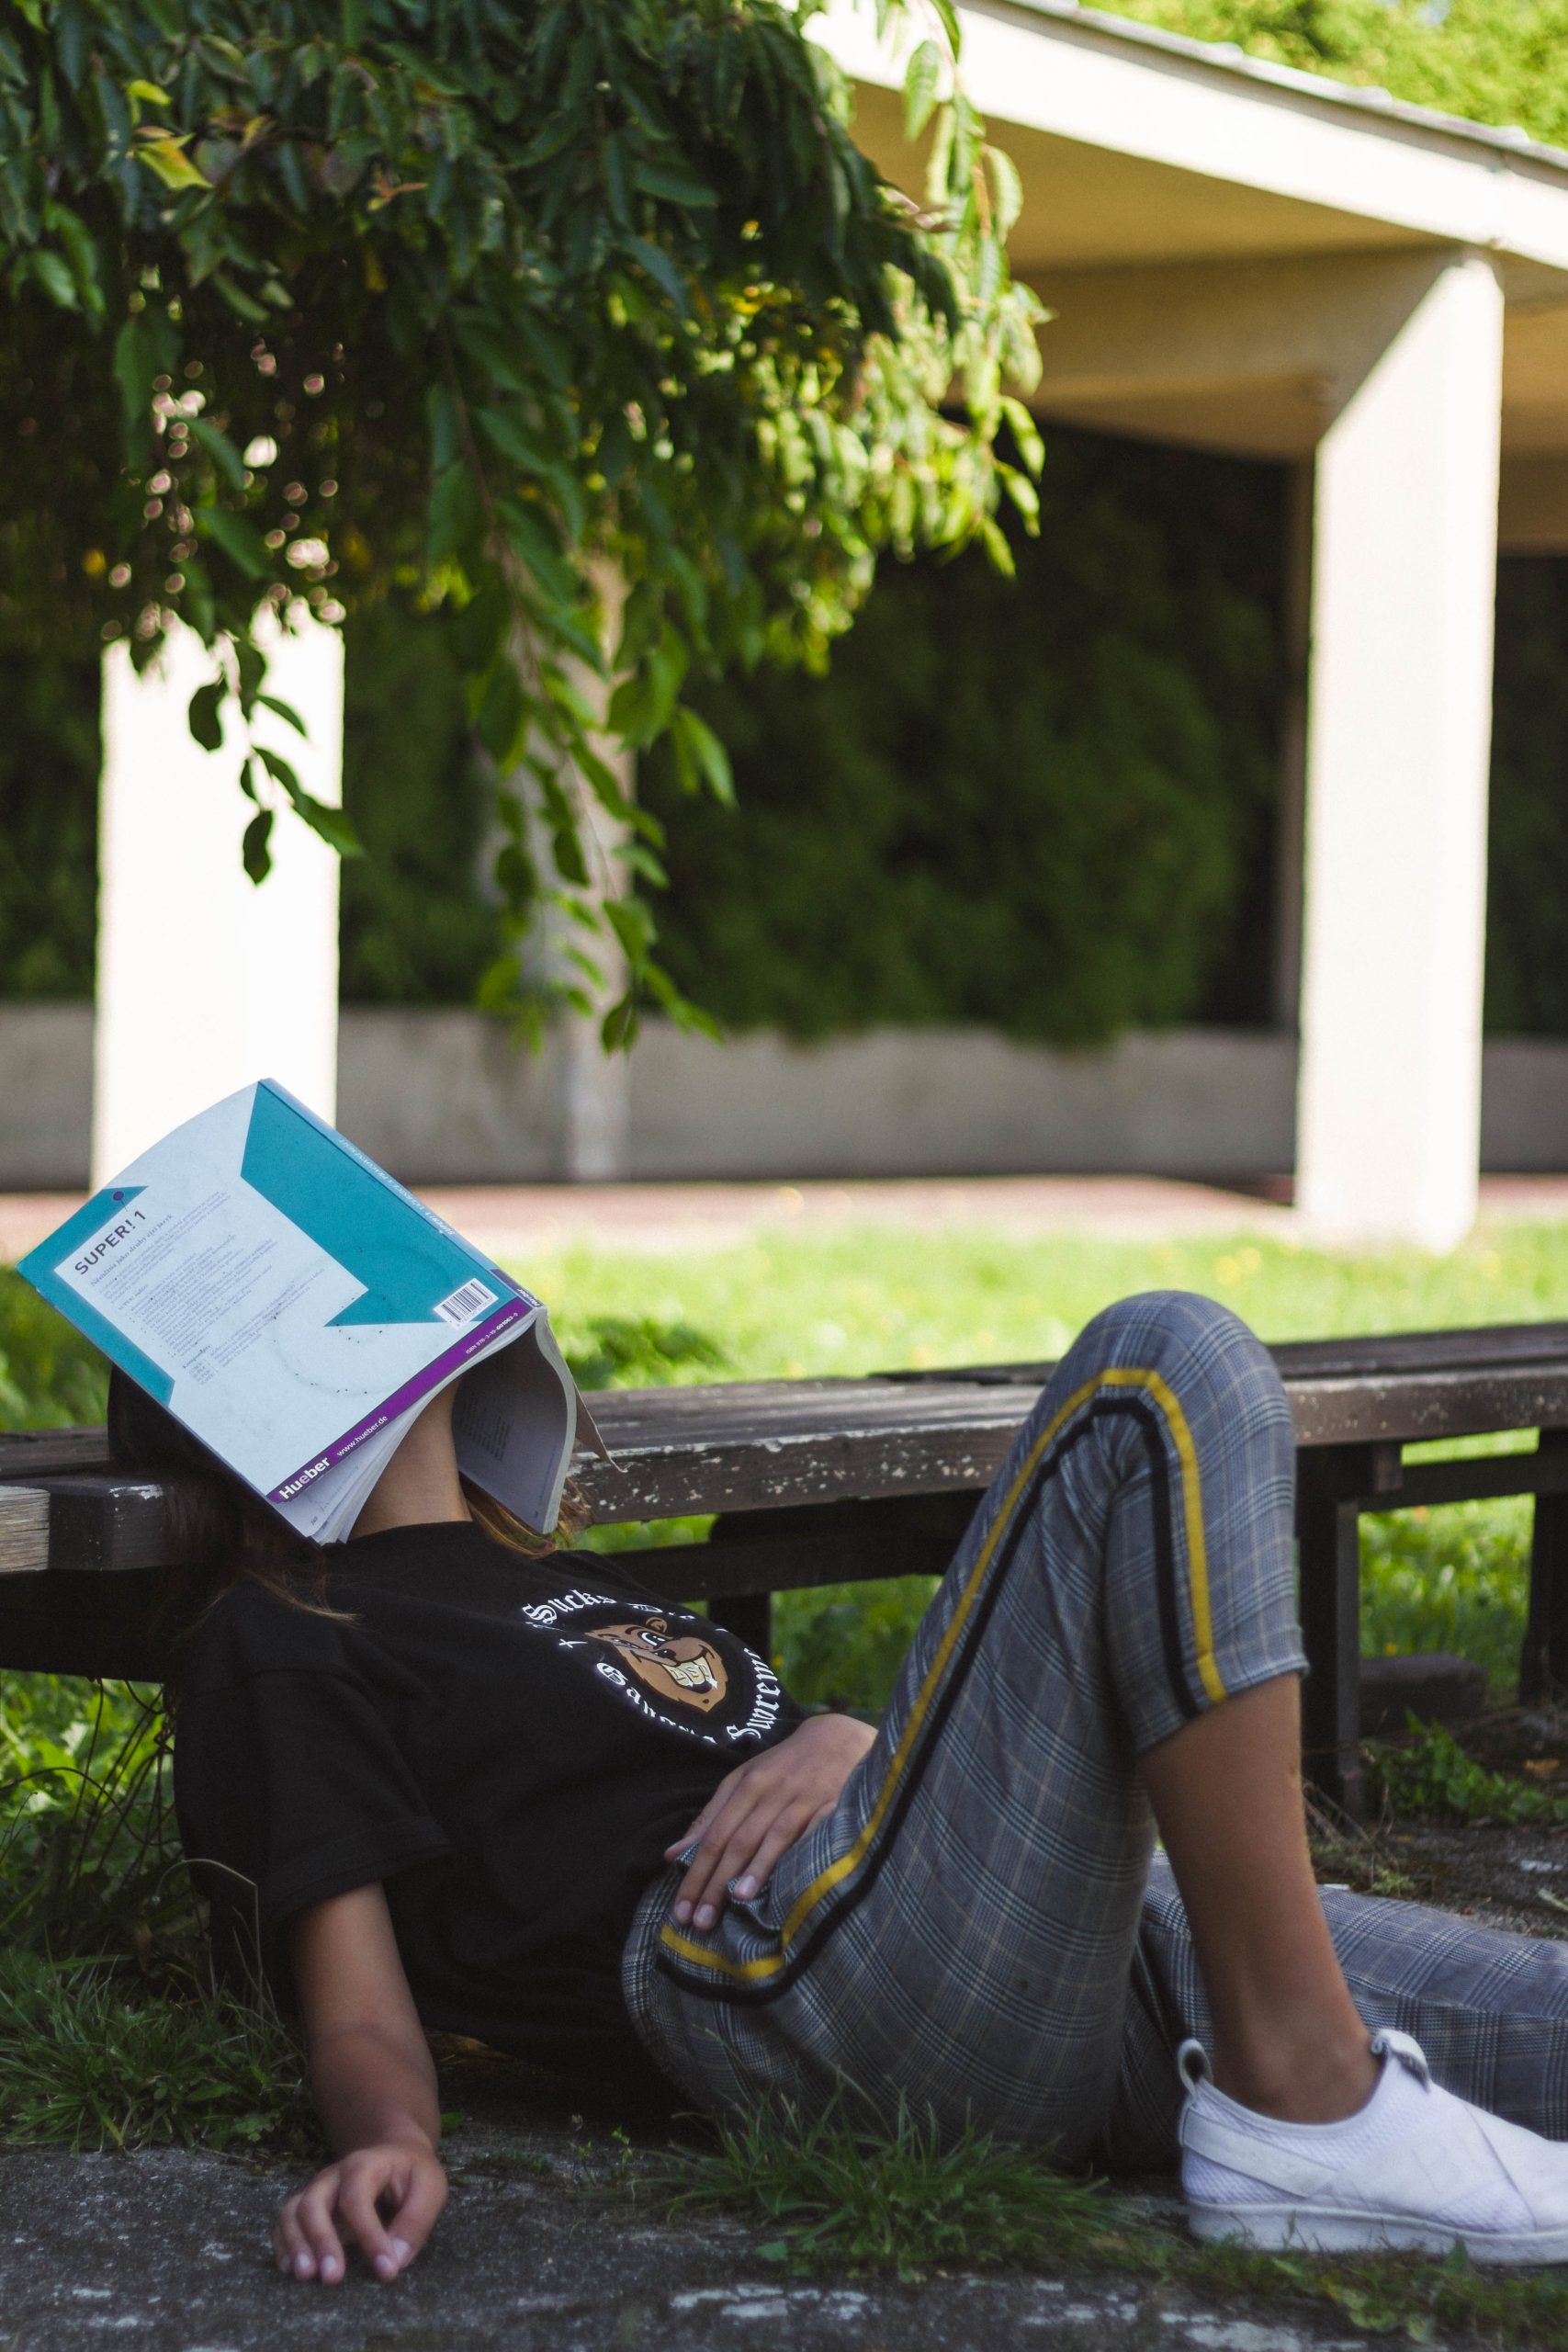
1295 253 1503 1252
93 609 344 1183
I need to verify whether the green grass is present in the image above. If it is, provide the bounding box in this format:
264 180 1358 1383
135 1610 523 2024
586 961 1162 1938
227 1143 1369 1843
0 1265 110 1430
658 2093 1134 2281
0 1949 311 2154
0 1671 315 2156
534 1216 1568 1382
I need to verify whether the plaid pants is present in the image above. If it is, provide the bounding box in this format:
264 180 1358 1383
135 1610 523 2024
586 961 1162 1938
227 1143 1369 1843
624 1292 1568 2167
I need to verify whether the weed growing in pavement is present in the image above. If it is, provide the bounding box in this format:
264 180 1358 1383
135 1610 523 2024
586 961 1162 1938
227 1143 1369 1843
654 2092 1149 2282
653 2096 1568 2343
1367 1719 1568 1827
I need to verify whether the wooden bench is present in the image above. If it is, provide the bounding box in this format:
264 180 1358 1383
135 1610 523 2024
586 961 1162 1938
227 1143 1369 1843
5 1320 1568 1819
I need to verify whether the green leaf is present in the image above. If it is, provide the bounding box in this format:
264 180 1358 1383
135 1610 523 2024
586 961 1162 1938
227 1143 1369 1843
186 415 246 492
41 203 102 316
186 680 226 753
622 236 688 316
496 500 578 606
903 40 942 141
477 404 551 475
671 706 733 804
124 79 171 107
978 514 1015 577
198 507 270 581
998 396 1043 476
182 557 216 643
235 639 265 712
111 312 166 442
453 316 528 394
450 581 509 672
426 461 481 566
604 895 655 967
550 824 589 888
621 840 667 889
478 662 525 763
630 161 718 208
211 269 269 324
930 0 962 63
493 837 537 908
242 807 274 883
985 144 1023 242
600 994 639 1053
134 133 211 190
28 251 77 310
293 796 362 858
427 381 463 474
254 744 300 801
254 691 307 738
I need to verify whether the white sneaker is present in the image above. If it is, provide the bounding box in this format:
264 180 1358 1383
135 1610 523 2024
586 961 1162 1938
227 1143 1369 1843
1179 2030 1568 2264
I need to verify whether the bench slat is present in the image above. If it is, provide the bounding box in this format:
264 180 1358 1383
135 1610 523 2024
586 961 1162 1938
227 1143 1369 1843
9 1328 1568 1579
0 1429 112 1480
0 1486 48 1575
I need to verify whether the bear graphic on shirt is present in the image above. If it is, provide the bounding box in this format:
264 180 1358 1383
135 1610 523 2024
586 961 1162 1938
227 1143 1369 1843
581 1615 729 1714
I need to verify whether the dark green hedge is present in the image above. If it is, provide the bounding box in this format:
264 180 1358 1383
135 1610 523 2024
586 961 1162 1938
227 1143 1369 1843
1484 560 1568 1036
335 603 504 1006
645 429 1286 1044
0 653 98 999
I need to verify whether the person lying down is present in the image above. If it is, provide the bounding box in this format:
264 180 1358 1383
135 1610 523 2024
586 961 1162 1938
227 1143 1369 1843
118 1294 1568 2284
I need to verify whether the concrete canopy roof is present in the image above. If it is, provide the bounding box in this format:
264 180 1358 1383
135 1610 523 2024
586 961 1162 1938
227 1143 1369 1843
818 0 1568 470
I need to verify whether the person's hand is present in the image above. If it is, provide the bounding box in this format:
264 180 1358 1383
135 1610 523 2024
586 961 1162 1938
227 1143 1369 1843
274 2140 447 2285
665 1713 877 1931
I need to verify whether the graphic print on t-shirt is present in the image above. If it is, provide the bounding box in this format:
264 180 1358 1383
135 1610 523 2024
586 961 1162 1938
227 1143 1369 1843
581 1617 728 1713
517 1586 782 1750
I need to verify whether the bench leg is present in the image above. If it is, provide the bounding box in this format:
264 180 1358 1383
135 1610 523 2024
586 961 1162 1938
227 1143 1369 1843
1296 1464 1366 1825
1522 1429 1568 1703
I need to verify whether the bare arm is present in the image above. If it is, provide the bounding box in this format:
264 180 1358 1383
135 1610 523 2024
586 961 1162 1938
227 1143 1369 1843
274 1883 448 2286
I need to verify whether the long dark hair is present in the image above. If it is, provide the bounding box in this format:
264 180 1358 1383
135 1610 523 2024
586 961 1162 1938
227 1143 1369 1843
107 1368 345 1637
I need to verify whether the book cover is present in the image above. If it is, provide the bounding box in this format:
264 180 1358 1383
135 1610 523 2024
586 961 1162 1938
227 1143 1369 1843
20 1080 579 1538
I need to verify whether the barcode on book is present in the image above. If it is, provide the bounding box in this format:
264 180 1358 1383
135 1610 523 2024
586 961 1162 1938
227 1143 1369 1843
433 1277 498 1326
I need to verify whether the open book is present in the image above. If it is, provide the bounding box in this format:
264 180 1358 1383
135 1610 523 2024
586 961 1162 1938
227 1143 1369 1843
19 1080 594 1544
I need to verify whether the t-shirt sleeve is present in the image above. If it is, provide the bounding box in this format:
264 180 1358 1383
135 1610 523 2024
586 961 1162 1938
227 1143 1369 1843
173 1584 450 1988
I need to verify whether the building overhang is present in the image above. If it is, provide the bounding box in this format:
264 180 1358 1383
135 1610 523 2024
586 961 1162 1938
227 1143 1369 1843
818 0 1568 489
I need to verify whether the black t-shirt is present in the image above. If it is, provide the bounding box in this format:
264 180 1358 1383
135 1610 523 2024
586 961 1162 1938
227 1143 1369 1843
172 1521 806 2087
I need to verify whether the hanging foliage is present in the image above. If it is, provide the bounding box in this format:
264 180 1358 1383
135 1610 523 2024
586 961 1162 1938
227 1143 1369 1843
0 0 1043 1044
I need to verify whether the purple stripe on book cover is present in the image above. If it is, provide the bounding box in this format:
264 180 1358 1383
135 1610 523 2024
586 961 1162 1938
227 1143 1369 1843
267 1298 533 1505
